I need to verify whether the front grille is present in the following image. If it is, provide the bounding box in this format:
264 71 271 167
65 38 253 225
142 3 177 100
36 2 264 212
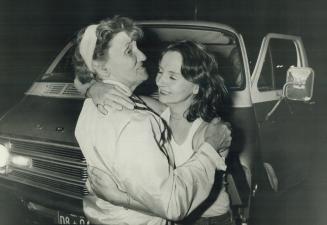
10 170 88 197
11 139 85 163
45 83 65 94
5 138 88 199
33 159 87 182
26 82 84 99
62 84 82 96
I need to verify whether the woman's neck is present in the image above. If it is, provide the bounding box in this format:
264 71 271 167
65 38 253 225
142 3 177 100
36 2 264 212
168 101 193 145
168 98 192 122
170 109 185 121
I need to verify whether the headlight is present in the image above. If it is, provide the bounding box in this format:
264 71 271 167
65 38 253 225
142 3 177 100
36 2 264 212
0 142 32 174
0 143 10 174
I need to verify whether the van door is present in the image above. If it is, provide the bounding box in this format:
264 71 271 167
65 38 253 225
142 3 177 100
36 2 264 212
250 34 315 191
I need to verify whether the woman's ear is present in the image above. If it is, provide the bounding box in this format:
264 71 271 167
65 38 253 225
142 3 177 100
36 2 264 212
92 60 110 80
193 85 199 95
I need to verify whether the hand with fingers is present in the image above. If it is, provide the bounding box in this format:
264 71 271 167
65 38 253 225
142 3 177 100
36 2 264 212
87 82 135 115
204 118 232 158
87 166 130 206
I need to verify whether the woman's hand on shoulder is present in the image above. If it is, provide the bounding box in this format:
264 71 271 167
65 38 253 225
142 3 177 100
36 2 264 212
87 82 134 114
204 118 232 157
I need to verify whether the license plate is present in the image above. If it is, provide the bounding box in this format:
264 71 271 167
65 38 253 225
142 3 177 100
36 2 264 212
57 211 90 225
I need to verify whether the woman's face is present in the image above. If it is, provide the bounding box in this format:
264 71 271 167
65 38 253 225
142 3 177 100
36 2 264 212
102 31 148 89
156 51 198 106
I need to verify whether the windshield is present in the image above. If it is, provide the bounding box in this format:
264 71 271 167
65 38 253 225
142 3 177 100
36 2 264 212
40 44 76 83
40 25 245 91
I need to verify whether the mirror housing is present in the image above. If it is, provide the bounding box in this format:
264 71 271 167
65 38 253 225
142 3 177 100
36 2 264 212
265 66 314 121
283 66 314 101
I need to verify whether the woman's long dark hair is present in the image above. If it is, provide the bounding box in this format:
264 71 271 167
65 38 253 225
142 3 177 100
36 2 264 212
160 40 228 122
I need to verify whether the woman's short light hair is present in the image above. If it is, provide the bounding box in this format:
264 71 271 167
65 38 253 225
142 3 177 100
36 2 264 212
73 16 143 84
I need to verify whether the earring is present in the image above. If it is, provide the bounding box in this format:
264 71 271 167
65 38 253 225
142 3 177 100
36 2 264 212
193 86 199 95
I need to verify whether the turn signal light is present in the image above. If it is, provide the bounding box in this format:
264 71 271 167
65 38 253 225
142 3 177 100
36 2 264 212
0 143 10 174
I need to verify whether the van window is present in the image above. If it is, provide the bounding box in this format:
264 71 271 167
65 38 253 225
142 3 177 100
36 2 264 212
139 26 245 90
258 39 297 91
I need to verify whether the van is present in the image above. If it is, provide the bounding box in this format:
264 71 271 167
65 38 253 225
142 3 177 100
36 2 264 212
0 21 315 225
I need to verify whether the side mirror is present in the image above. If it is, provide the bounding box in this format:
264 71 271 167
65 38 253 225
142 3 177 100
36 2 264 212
265 66 314 121
283 66 314 101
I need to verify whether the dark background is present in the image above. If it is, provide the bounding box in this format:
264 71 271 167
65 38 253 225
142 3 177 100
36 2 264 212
0 0 326 111
0 0 326 224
